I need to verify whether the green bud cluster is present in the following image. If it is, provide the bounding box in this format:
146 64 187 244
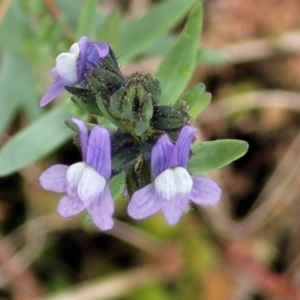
66 47 199 194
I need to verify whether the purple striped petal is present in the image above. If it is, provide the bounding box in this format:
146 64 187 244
151 134 175 177
86 126 111 179
190 176 221 206
86 185 114 230
39 164 68 192
77 36 88 81
39 78 65 107
87 42 109 66
175 126 197 168
160 194 190 226
71 118 88 161
57 194 85 217
127 184 160 219
91 42 109 58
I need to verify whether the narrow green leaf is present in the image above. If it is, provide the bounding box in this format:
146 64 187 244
196 47 228 65
109 171 126 200
142 35 176 57
54 0 83 29
0 50 37 137
119 0 198 62
97 11 120 51
155 4 202 105
181 83 211 117
76 0 98 39
56 0 105 31
0 1 30 54
188 139 249 174
0 102 74 176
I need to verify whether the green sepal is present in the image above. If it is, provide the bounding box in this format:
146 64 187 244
85 74 110 99
96 94 129 134
126 155 151 196
181 83 211 118
103 48 121 73
135 117 150 136
188 139 249 174
64 86 95 99
96 116 118 132
92 68 125 88
101 52 121 74
122 85 136 121
141 74 162 105
136 85 147 101
141 94 154 119
110 87 125 113
151 105 190 130
70 95 102 115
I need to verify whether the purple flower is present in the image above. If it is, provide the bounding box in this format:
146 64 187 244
40 36 109 107
127 126 222 225
39 118 114 231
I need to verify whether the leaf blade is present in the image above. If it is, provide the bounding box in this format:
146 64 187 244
181 83 211 118
119 0 198 62
155 3 202 105
76 0 98 39
0 102 74 176
188 139 249 174
0 50 37 137
109 171 126 200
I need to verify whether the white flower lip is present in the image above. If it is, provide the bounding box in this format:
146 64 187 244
55 43 80 84
78 166 106 204
66 162 86 191
154 167 193 201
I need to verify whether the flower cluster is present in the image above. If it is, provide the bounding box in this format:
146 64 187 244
39 36 222 230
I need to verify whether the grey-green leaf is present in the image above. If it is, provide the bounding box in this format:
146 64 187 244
97 11 120 51
188 139 249 174
109 171 126 200
155 3 202 105
0 102 74 177
76 0 98 38
0 50 37 137
181 83 211 118
119 0 198 62
196 47 228 66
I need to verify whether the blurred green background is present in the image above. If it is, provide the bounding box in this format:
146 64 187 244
1 0 300 299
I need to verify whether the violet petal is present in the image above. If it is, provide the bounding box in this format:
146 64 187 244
175 126 197 168
57 194 85 217
39 164 68 192
86 185 114 231
71 118 88 161
127 184 160 219
160 194 190 226
76 36 88 81
86 126 111 179
190 176 221 206
87 42 109 67
39 78 65 107
151 134 175 177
